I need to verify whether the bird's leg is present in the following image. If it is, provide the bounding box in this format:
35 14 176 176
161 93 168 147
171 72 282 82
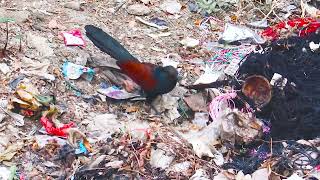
150 103 160 115
146 96 161 115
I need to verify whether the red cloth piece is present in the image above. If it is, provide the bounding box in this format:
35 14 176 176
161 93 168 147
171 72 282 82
262 18 320 40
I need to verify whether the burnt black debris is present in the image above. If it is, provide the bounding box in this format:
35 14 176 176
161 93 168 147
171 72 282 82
238 31 320 140
223 140 320 175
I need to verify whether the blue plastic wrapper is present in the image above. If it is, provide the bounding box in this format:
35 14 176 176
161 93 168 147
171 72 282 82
75 142 88 155
62 61 95 81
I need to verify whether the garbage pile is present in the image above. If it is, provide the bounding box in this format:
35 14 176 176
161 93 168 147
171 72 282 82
239 32 320 140
0 0 319 179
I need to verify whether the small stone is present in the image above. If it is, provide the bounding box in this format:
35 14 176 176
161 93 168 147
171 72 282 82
169 161 191 175
127 4 151 16
108 149 116 155
191 169 210 180
188 1 199 12
0 63 10 75
105 160 124 168
180 37 200 48
140 0 150 4
160 0 182 14
121 151 129 157
150 143 175 169
27 33 54 57
0 134 9 147
252 168 269 180
64 2 82 11
0 167 10 180
48 19 59 29
128 20 137 29
137 44 145 49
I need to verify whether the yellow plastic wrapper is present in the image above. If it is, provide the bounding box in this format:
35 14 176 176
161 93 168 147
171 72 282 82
16 89 34 103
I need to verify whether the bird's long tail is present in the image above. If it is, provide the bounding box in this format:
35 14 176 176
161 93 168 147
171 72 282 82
85 25 138 62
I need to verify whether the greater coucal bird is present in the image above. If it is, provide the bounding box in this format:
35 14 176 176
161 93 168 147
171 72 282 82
85 25 178 109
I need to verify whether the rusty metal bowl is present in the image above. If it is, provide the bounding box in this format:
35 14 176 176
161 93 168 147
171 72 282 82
242 75 272 108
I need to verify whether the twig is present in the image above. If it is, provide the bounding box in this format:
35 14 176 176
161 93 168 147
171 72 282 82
128 132 141 167
255 138 287 143
162 121 193 149
5 8 19 11
113 1 127 15
120 168 146 177
2 22 9 56
272 10 283 21
270 138 273 156
67 159 80 180
271 170 289 178
301 0 306 17
261 0 279 22
19 34 22 52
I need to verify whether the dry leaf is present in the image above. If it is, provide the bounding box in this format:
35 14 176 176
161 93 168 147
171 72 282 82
126 106 139 113
0 142 24 162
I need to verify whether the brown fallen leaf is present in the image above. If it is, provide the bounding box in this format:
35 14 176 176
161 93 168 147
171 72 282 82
183 93 207 112
0 141 24 162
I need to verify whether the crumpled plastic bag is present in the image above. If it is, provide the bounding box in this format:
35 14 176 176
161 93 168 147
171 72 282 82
153 94 181 120
0 166 10 180
61 29 85 46
183 108 263 158
62 61 95 81
20 57 55 81
220 23 265 44
7 83 54 117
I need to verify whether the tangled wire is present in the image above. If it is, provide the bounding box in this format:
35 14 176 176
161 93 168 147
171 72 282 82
223 140 320 175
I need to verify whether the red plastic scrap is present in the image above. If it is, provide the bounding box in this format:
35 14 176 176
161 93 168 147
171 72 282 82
40 116 75 137
19 175 25 180
262 17 320 40
20 109 34 117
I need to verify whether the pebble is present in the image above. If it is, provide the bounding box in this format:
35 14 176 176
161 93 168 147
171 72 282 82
105 160 123 168
160 0 182 14
0 63 10 75
180 37 200 48
127 4 151 16
64 2 82 11
27 33 54 57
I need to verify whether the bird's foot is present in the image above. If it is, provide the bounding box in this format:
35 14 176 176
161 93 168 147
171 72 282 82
150 104 161 115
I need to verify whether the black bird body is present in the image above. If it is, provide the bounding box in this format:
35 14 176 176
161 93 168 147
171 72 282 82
85 25 178 102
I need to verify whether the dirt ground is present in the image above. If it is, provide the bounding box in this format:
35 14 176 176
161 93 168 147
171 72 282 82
0 0 319 179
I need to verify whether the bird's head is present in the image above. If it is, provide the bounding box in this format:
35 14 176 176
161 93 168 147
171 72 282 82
162 65 179 81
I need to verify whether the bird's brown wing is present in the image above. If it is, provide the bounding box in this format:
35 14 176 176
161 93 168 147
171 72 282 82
117 61 157 91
